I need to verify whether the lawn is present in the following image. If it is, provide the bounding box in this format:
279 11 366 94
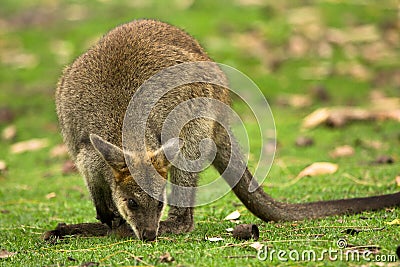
0 0 399 266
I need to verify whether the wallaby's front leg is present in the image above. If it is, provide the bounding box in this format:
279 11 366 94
76 147 120 227
159 167 197 235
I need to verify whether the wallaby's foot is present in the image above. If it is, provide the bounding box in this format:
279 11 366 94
110 222 135 238
158 207 194 235
95 206 119 228
158 218 194 234
42 222 110 242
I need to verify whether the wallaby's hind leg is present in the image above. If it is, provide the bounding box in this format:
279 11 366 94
76 146 120 227
159 167 198 235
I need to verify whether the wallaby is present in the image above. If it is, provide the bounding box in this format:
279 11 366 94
50 19 400 241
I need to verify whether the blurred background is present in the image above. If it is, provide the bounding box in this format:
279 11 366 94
1 0 399 189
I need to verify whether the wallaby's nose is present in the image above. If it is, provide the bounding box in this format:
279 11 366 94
142 228 156 241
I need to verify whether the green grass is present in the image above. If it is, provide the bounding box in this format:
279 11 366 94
1 0 399 266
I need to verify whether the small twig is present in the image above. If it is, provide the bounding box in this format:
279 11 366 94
342 173 378 186
99 250 151 266
224 255 257 259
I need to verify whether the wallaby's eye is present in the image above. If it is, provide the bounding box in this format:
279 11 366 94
158 200 164 209
127 198 139 210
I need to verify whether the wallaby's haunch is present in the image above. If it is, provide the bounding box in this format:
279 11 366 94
53 19 400 241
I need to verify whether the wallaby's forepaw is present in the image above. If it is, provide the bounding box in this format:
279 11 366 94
42 222 110 243
158 219 194 235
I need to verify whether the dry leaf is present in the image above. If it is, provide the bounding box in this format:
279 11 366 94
46 192 57 199
1 50 39 69
234 0 266 6
277 94 312 108
159 252 174 263
287 7 321 26
0 249 17 259
50 40 74 65
0 160 7 172
385 219 400 225
296 162 338 179
295 136 314 147
327 25 379 44
62 160 77 175
64 4 89 21
299 62 331 80
10 138 48 154
360 139 383 150
224 210 240 220
0 107 15 123
249 242 264 251
329 145 354 158
302 106 400 129
396 176 400 187
207 237 224 242
288 35 309 57
302 108 330 129
311 86 330 102
1 124 16 141
373 155 394 165
50 144 69 158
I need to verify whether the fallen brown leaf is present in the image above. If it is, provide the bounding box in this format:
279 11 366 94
0 249 17 259
295 136 314 147
302 107 400 129
1 124 16 141
277 94 312 108
373 155 394 165
311 86 330 102
296 162 338 179
0 160 7 173
46 192 57 199
249 242 264 251
62 160 77 175
224 210 240 220
64 4 89 21
358 139 383 150
327 25 380 44
0 107 15 123
10 138 48 154
395 176 400 187
329 145 354 158
287 7 321 26
50 144 69 158
159 252 174 263
288 35 309 57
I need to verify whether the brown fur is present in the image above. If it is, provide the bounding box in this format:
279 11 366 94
51 19 400 241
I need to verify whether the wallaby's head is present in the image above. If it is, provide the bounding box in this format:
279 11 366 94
89 134 176 241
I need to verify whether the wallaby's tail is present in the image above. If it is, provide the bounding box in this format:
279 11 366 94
213 127 400 222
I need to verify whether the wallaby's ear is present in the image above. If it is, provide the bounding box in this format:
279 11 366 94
90 134 126 171
149 138 181 178
153 138 181 160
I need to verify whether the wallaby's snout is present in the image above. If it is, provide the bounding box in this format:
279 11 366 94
141 228 157 241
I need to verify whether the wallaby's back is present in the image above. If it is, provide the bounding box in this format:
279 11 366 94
56 19 216 157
